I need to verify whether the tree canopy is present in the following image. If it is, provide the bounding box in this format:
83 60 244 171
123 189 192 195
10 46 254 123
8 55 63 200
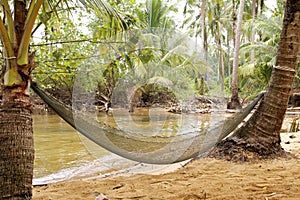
17 0 289 102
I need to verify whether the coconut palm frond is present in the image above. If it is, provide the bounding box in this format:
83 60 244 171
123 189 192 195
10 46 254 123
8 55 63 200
147 76 173 87
133 57 147 78
194 60 213 74
137 0 175 30
254 16 282 39
159 45 187 65
146 0 168 28
241 42 277 59
239 63 255 78
166 31 191 50
82 0 129 30
36 0 128 38
175 52 212 75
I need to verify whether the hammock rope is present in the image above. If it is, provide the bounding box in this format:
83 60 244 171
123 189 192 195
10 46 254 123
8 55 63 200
31 82 264 164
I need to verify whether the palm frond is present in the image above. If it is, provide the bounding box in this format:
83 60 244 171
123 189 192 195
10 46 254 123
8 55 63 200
42 0 128 31
147 76 173 87
239 63 255 78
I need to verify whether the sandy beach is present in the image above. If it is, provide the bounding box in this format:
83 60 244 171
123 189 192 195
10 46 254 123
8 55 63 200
33 127 300 200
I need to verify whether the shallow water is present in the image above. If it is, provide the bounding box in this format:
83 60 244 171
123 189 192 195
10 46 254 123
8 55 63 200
102 108 211 137
33 114 102 178
33 108 227 184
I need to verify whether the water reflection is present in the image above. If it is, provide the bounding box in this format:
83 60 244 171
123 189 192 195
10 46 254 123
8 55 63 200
33 114 106 178
99 108 212 137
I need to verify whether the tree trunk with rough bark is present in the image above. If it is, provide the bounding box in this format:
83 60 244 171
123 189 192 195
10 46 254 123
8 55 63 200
0 95 34 200
0 1 35 199
209 0 300 161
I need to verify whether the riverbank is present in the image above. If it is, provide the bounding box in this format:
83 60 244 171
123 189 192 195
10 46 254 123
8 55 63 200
33 130 300 200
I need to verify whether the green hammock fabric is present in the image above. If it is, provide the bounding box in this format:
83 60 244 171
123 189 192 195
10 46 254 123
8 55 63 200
31 82 264 164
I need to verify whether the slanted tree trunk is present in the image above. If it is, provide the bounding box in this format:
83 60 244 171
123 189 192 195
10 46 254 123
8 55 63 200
209 0 300 161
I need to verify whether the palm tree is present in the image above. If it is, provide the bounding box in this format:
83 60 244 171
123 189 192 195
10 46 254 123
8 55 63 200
207 0 233 92
250 0 257 63
100 0 211 110
137 0 175 30
227 0 245 109
238 14 283 98
0 1 125 199
209 0 300 161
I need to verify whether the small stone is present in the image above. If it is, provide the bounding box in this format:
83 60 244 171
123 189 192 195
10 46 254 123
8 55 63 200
95 193 109 200
289 134 296 139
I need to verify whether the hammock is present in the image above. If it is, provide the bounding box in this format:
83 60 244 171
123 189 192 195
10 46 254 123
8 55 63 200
31 82 264 164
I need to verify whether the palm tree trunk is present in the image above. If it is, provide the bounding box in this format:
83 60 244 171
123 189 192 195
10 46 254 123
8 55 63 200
218 37 225 92
250 0 257 63
209 0 300 161
200 0 208 61
227 32 232 90
0 89 34 199
232 0 237 48
200 0 209 89
228 0 244 109
0 1 35 198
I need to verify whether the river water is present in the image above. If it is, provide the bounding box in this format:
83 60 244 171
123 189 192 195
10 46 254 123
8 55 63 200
32 114 129 185
32 108 227 185
33 114 94 181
